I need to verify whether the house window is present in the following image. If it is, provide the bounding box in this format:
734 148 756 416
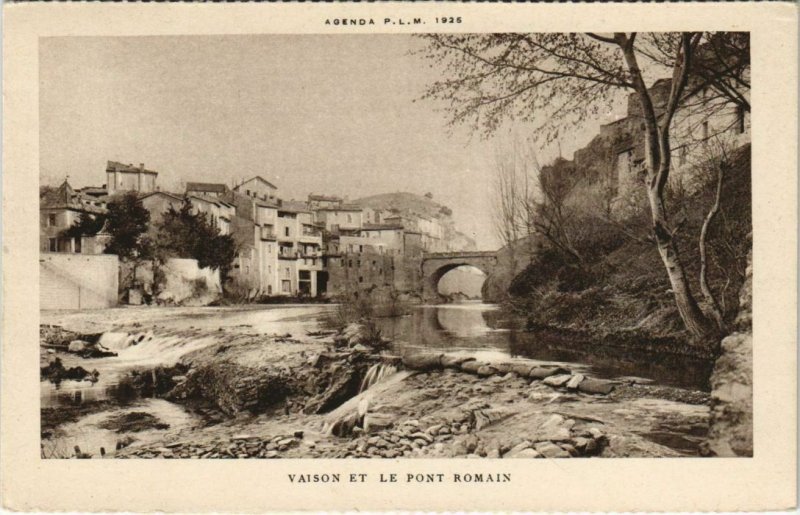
282 280 291 293
284 227 290 237
48 214 57 227
48 238 57 252
74 238 82 254
702 121 709 140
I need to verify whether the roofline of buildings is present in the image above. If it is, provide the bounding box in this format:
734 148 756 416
140 191 185 202
186 182 230 192
106 161 159 176
235 175 278 190
315 205 363 212
308 194 343 201
361 224 404 231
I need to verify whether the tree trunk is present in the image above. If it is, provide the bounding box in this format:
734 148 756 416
648 188 715 342
618 32 715 344
699 162 726 331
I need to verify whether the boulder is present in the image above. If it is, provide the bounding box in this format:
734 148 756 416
460 361 487 374
363 413 394 433
566 373 585 389
503 440 532 458
463 434 479 454
402 353 443 371
491 362 514 374
511 364 535 377
542 374 572 387
328 411 361 437
536 414 574 441
577 378 616 395
560 443 579 457
426 424 444 435
411 432 434 444
534 441 571 458
476 365 499 377
511 448 542 458
441 355 475 369
68 340 90 352
572 436 598 456
529 366 571 379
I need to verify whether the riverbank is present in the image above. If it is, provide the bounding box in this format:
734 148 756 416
41 305 711 459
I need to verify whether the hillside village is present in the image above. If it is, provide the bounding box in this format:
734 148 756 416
40 164 477 309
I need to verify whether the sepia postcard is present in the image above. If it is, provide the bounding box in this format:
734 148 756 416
2 1 797 512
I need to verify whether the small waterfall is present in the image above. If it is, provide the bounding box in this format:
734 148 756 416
322 368 411 437
96 330 223 367
359 363 398 393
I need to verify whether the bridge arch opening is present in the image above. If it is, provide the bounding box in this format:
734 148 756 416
432 264 488 302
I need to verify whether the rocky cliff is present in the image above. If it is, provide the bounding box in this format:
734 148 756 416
706 249 753 456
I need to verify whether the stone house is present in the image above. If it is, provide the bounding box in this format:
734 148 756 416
139 191 185 228
234 176 278 203
307 194 343 210
314 204 364 234
106 161 158 195
40 180 109 254
275 201 324 296
187 195 235 235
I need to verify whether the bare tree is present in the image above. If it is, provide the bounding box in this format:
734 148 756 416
691 133 742 332
418 32 749 343
491 136 539 264
533 158 585 265
491 150 523 250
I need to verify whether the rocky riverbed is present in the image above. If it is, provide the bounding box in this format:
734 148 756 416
40 306 711 459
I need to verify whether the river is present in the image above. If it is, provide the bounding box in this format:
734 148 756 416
41 302 712 457
378 302 713 390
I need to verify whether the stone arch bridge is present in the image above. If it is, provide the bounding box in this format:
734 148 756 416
420 251 498 300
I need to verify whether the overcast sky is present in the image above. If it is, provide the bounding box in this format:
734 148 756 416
40 35 622 249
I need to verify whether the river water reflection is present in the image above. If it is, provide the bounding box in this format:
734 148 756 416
379 302 713 391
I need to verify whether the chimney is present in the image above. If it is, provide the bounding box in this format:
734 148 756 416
139 163 145 171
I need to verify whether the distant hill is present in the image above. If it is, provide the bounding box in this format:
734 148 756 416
353 192 454 219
